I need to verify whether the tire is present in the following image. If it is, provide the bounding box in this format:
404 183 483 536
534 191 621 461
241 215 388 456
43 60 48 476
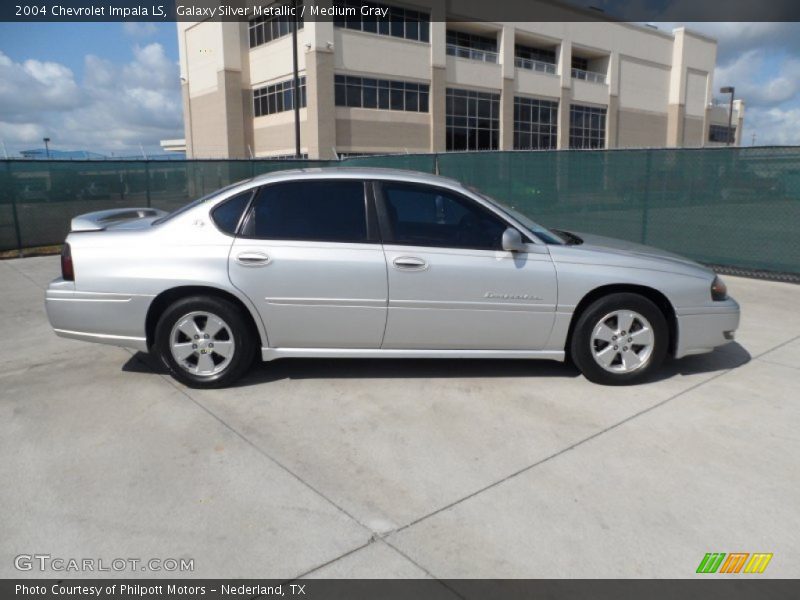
570 292 668 386
154 295 256 388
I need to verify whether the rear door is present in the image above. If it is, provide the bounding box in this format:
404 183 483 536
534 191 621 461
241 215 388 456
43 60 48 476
229 179 388 349
376 181 557 350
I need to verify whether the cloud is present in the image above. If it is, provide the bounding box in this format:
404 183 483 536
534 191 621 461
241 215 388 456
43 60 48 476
0 44 182 155
0 52 84 120
122 22 158 38
675 22 800 66
714 49 800 107
741 106 800 145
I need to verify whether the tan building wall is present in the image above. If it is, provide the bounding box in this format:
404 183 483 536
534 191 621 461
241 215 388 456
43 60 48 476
253 112 310 157
178 1 743 158
335 110 430 154
617 109 669 148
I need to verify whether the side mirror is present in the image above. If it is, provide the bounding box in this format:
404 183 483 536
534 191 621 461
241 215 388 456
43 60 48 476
502 227 527 252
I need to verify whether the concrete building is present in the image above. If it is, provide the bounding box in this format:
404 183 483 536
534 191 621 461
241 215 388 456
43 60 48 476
177 0 745 159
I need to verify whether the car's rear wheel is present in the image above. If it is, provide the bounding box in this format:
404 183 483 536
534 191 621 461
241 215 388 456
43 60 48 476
570 293 668 385
154 296 255 388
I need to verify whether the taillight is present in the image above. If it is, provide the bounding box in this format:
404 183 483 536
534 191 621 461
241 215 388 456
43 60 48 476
61 243 74 281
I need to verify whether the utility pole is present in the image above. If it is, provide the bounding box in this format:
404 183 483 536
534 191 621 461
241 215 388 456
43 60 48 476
43 137 51 158
751 133 756 146
291 0 301 158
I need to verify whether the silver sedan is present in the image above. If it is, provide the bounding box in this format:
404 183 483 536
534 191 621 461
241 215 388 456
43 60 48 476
46 167 739 387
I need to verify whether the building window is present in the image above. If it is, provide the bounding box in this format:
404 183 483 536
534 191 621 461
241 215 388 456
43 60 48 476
253 77 307 117
334 75 429 112
709 124 736 143
334 0 429 43
446 88 500 151
249 11 303 49
514 97 558 150
571 56 589 71
514 44 557 73
569 104 606 149
446 30 498 63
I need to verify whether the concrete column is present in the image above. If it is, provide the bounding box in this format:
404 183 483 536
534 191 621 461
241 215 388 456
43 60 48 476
557 88 572 150
606 95 618 149
605 52 619 149
429 8 447 152
181 82 194 158
218 22 247 158
499 25 515 150
558 39 572 90
237 20 254 158
430 3 447 67
733 99 745 146
667 28 687 148
667 103 685 147
430 67 447 152
557 40 572 149
305 50 337 159
304 14 336 159
500 79 514 150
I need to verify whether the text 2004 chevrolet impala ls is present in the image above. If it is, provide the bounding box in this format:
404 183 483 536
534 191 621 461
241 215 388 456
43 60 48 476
46 168 739 388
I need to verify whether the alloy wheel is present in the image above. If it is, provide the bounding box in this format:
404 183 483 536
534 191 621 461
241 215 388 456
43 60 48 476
169 311 236 376
590 309 654 374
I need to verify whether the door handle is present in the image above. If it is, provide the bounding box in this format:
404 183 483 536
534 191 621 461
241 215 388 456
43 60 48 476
393 256 428 271
236 252 271 266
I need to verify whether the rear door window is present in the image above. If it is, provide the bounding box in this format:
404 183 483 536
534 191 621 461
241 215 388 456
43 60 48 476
241 180 369 243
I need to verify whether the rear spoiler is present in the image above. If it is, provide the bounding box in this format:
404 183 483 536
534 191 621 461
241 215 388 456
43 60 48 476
70 207 168 232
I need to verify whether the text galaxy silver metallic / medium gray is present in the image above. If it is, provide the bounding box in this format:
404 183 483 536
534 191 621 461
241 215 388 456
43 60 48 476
45 167 739 387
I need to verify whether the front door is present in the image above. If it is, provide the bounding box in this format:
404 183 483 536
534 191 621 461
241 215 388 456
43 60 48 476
376 181 557 350
229 179 387 349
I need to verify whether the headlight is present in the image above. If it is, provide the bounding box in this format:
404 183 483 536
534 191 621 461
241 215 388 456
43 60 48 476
711 275 728 301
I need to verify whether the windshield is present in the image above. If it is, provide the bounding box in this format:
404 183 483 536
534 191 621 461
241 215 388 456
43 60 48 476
152 180 251 225
468 187 568 245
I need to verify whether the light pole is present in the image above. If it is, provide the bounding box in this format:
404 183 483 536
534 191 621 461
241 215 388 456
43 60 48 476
43 137 51 158
719 86 735 146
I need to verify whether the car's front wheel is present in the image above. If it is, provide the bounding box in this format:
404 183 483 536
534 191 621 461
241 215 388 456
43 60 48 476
570 292 668 385
154 296 255 388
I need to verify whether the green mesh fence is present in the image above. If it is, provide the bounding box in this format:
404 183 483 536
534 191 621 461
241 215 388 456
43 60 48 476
1 148 798 275
436 148 800 274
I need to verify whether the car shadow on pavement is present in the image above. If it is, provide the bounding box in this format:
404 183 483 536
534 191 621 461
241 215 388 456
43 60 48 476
123 352 581 385
651 341 751 381
122 341 750 388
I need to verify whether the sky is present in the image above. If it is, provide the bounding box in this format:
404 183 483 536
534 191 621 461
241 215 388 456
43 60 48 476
0 21 799 156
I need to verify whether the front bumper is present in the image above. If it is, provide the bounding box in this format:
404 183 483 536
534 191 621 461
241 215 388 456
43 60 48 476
674 298 740 358
45 278 151 352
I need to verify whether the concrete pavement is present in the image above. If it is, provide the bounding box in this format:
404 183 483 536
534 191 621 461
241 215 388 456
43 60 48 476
0 256 797 578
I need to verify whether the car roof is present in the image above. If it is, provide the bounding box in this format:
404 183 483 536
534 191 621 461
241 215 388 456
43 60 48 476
247 166 464 189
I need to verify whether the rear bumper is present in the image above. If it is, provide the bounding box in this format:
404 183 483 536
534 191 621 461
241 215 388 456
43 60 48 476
674 298 740 358
45 278 152 352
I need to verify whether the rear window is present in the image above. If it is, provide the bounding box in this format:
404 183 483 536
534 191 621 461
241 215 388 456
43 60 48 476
211 190 253 235
241 180 369 243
